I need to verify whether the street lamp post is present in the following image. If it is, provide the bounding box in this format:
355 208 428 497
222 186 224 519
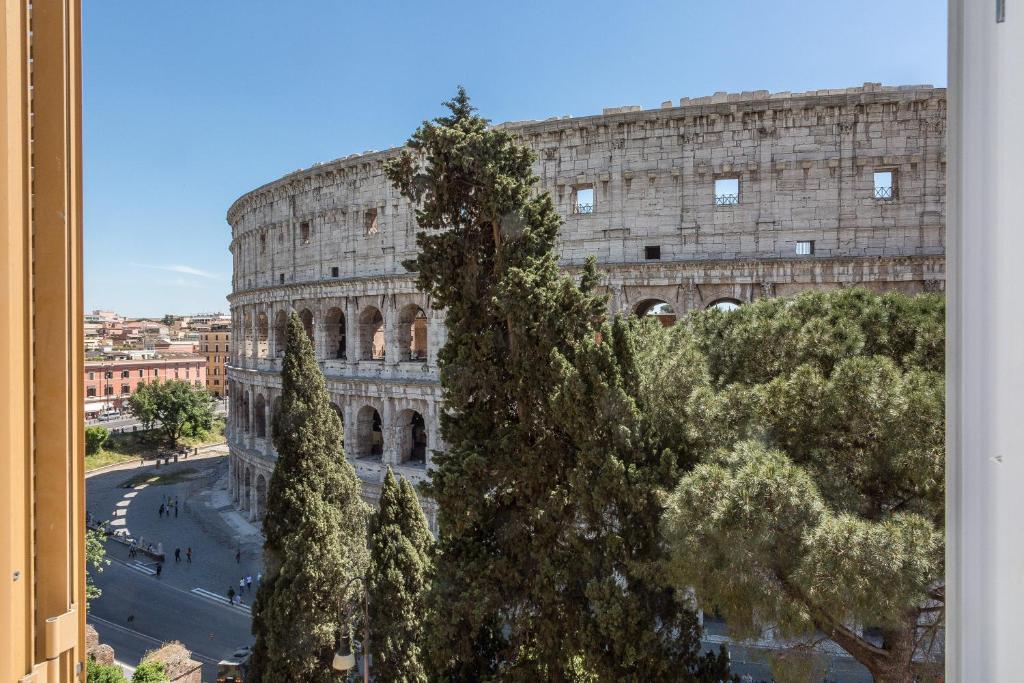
332 575 369 683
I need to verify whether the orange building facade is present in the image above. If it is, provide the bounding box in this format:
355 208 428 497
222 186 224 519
83 356 208 417
200 325 230 397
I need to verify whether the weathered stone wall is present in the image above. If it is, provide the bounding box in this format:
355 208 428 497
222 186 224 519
224 84 946 526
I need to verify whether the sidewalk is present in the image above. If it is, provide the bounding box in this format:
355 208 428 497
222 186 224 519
87 453 266 613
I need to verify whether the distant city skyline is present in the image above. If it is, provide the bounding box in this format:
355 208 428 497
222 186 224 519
83 0 946 316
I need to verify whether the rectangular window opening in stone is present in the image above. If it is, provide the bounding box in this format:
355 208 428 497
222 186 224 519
364 208 379 235
645 245 662 260
260 233 267 254
796 240 815 256
279 273 285 284
300 221 311 243
714 177 740 205
572 185 594 214
874 170 896 199
331 266 339 278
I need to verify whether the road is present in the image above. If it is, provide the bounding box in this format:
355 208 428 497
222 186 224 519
88 401 227 433
89 559 252 680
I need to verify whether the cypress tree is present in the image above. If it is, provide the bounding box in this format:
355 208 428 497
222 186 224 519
385 89 712 680
249 312 369 682
367 467 433 682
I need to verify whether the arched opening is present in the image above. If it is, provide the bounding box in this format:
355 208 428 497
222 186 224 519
256 312 269 357
243 468 252 513
398 305 428 361
325 307 347 360
254 394 267 438
397 409 427 465
707 298 741 312
271 396 282 441
330 402 344 430
255 475 267 521
355 405 383 459
635 299 677 327
273 310 288 357
359 307 385 361
242 311 253 356
241 392 251 433
299 308 314 346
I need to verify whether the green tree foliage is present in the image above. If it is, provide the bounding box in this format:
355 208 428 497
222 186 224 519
87 659 128 683
86 425 110 455
86 528 109 608
367 467 433 682
662 289 945 682
131 660 168 683
249 312 369 683
386 89 709 680
128 380 214 446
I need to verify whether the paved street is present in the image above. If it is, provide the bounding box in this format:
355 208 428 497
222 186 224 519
87 401 227 433
87 452 261 681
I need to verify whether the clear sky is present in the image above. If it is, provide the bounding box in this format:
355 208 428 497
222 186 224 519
83 0 946 317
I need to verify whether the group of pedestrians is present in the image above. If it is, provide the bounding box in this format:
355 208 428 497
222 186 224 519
227 572 260 605
157 495 180 519
173 546 193 563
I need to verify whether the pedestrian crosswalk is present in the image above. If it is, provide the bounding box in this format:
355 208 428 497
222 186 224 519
191 587 252 613
127 560 156 576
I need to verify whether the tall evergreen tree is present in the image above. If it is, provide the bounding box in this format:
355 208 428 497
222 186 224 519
367 467 433 682
385 89 707 680
249 313 369 682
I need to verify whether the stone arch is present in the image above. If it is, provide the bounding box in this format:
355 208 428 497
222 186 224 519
255 474 268 521
707 298 742 312
396 408 427 465
325 306 347 360
256 312 269 357
359 306 385 360
243 467 252 513
242 310 253 357
254 393 267 438
398 304 428 361
299 308 314 346
635 299 677 327
354 405 383 459
273 310 289 357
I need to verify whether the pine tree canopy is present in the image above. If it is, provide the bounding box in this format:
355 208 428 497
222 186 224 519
368 467 433 682
385 88 709 681
249 312 369 683
662 288 945 682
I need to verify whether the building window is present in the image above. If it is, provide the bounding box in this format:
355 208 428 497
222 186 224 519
279 273 285 284
364 208 379 235
121 384 130 395
136 382 144 391
88 372 94 380
120 369 130 378
214 379 220 385
873 170 896 199
796 240 815 256
138 369 144 377
331 266 339 278
714 177 739 205
572 185 594 215
260 233 267 254
644 245 661 260
87 388 96 397
104 371 113 379
300 221 310 243
105 386 113 396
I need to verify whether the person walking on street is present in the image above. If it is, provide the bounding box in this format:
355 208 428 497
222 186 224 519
246 575 252 592
128 542 136 558
239 577 245 594
256 571 262 586
174 548 181 563
158 503 164 518
235 548 241 563
227 587 235 605
186 547 192 563
155 562 162 578
174 502 178 518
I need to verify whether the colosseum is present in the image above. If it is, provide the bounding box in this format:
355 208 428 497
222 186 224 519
225 83 946 527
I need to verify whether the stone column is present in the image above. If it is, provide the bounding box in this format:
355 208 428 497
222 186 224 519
345 298 358 362
383 301 399 366
382 399 397 465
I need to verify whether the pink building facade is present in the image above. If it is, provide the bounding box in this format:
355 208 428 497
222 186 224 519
83 355 207 417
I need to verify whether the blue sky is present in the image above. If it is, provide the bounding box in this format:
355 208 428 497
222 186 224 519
83 0 946 317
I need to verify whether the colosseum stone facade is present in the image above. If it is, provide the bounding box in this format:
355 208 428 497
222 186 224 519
225 83 946 527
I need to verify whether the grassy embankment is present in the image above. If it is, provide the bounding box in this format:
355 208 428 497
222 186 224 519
84 416 226 472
